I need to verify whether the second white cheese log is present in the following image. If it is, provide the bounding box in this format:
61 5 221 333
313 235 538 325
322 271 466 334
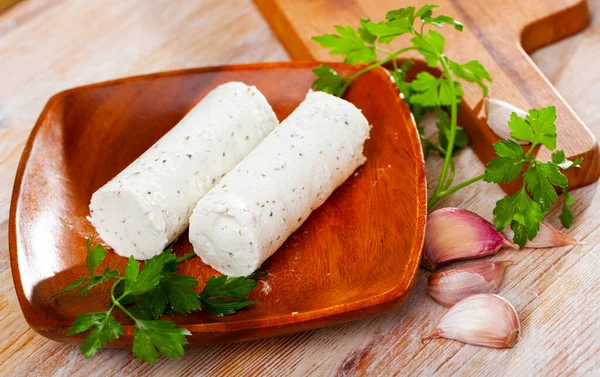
189 90 370 276
89 82 278 260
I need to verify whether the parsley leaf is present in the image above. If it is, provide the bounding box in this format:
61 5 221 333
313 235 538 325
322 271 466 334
414 4 439 19
386 6 416 22
390 59 414 100
526 106 558 149
200 275 258 316
507 111 533 141
509 106 557 149
411 30 445 67
560 192 577 228
127 292 158 320
78 268 120 295
312 26 377 64
422 15 463 31
201 275 257 298
363 18 411 43
311 65 346 97
126 252 177 297
201 298 258 317
132 320 190 364
50 266 119 299
449 60 491 96
86 239 107 275
552 150 583 170
357 18 377 43
410 71 463 107
484 140 527 184
436 109 468 155
494 188 544 247
49 277 90 298
523 162 567 212
68 312 124 359
124 256 140 291
162 273 201 315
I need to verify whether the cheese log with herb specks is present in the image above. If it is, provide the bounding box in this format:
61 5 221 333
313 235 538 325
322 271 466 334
189 90 370 276
89 82 278 260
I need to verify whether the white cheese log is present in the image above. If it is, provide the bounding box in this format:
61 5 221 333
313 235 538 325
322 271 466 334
89 82 278 260
189 90 370 276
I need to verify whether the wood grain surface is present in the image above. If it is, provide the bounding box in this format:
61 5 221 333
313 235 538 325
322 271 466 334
0 0 21 14
9 62 425 346
0 0 598 376
254 0 600 194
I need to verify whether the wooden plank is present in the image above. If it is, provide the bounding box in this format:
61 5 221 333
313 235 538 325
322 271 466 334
254 0 600 193
0 0 599 375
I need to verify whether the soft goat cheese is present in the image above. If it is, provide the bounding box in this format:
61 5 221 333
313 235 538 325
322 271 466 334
189 90 370 276
89 82 278 260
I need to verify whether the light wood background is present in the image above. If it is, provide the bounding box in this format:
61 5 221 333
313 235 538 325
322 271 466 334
0 0 598 376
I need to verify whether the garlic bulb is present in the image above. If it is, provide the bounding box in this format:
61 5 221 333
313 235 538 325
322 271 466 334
427 261 513 307
423 294 521 348
485 98 529 145
422 208 517 271
525 222 581 248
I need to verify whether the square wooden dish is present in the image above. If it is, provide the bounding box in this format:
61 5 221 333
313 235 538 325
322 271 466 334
9 62 426 347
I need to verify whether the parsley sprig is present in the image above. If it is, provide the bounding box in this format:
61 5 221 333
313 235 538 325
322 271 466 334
311 4 581 247
484 107 582 245
311 4 491 208
52 239 259 363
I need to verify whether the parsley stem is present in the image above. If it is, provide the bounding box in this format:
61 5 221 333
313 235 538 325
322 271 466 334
435 56 459 195
176 252 196 264
110 280 139 324
525 143 538 158
340 47 418 95
441 173 485 196
444 160 456 190
428 173 485 209
376 45 394 54
421 136 456 190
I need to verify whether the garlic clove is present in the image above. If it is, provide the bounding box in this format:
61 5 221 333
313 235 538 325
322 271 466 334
427 260 513 307
422 207 518 271
485 98 530 145
525 221 581 248
423 294 521 348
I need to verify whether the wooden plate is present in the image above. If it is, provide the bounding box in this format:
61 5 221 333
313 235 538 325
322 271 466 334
9 61 426 347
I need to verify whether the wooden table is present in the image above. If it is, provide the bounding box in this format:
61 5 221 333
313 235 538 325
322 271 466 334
0 1 598 375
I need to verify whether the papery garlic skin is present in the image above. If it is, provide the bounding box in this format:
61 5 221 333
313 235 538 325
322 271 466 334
423 208 517 271
485 98 529 145
427 261 513 307
423 294 521 348
525 222 580 248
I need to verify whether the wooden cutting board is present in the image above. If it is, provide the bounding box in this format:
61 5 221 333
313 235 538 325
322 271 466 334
254 0 600 192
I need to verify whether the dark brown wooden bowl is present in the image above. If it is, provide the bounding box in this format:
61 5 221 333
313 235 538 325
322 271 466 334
9 61 426 347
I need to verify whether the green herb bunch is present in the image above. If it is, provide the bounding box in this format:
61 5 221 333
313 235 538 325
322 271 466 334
51 238 258 363
311 4 581 246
